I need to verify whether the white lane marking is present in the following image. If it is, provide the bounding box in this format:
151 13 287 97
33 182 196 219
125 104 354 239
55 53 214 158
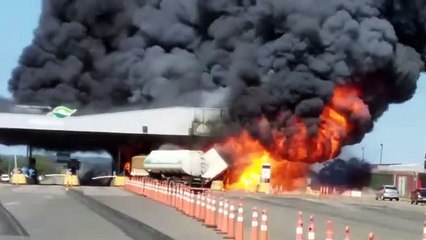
3 201 19 207
250 195 361 212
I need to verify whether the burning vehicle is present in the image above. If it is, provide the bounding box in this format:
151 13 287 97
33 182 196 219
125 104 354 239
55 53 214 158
139 148 228 187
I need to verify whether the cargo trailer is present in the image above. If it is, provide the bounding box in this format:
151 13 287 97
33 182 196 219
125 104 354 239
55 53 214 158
141 148 228 188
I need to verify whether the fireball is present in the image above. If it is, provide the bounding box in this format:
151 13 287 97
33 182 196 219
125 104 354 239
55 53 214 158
221 85 370 191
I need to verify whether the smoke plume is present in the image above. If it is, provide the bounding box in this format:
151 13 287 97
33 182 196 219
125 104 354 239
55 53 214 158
317 157 372 189
78 161 113 186
8 0 425 153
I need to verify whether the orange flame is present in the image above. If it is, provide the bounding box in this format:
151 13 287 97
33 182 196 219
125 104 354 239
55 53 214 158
221 85 369 191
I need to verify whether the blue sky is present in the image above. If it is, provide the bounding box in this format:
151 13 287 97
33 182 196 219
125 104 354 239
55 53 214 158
0 1 425 164
0 1 42 157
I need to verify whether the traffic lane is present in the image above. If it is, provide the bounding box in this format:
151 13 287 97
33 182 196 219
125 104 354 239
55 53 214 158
67 189 173 240
0 185 133 240
220 190 426 214
218 194 421 240
275 194 425 217
83 186 224 240
297 194 426 215
265 196 423 233
335 199 425 216
0 203 28 237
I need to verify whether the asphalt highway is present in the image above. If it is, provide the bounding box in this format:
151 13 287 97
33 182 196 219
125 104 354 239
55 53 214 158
0 184 222 240
219 191 424 240
0 184 423 240
80 186 223 240
0 197 28 239
0 184 134 240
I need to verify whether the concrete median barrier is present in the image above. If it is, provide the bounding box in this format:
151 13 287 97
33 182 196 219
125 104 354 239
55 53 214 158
63 175 80 186
210 180 224 191
112 176 126 187
10 174 27 185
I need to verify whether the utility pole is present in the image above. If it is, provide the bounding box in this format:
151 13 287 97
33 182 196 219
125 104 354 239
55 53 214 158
380 143 383 164
14 155 17 171
362 147 365 161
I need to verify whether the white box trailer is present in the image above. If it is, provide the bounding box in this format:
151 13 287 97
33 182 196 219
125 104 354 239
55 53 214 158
143 148 228 187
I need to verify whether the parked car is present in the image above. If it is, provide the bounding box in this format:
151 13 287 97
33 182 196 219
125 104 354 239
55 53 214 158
410 188 426 205
375 185 400 201
1 174 10 182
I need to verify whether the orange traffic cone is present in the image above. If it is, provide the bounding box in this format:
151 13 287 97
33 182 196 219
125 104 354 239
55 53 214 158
167 183 173 206
224 203 236 239
134 178 139 195
186 189 191 215
154 182 159 201
169 184 173 205
259 210 268 240
325 220 334 240
200 194 206 222
189 191 195 217
344 226 350 240
204 195 212 225
235 202 244 240
208 196 217 228
142 178 147 196
250 207 259 240
217 198 224 231
175 186 180 211
159 182 164 203
296 211 304 240
177 187 183 211
195 193 201 220
182 189 187 214
221 200 229 234
307 215 315 240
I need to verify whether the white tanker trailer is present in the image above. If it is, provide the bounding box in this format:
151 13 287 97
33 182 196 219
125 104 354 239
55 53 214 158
142 148 229 187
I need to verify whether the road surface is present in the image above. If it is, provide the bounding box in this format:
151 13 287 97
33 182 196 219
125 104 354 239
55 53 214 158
0 184 423 240
0 184 221 240
219 191 424 240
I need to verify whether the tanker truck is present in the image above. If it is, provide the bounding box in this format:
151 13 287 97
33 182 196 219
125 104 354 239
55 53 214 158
140 148 228 188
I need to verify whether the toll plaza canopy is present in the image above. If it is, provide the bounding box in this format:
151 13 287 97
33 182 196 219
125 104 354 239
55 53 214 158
0 106 227 151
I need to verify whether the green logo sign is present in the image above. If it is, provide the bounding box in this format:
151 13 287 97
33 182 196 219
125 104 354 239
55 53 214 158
47 106 77 119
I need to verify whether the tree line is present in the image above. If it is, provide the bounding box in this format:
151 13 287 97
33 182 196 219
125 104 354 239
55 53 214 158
0 155 56 175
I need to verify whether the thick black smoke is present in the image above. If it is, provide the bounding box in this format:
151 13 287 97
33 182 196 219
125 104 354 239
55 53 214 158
78 161 113 186
8 0 425 156
317 157 372 189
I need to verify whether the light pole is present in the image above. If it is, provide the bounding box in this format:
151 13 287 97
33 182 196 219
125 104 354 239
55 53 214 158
361 147 365 161
379 143 383 164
